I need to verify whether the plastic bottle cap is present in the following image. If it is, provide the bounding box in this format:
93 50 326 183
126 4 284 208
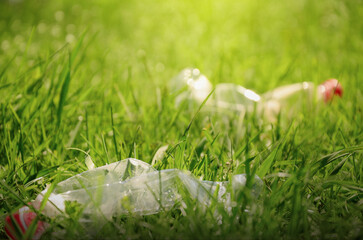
5 206 46 240
318 79 343 103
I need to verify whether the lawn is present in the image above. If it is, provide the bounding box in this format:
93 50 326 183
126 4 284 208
0 0 362 239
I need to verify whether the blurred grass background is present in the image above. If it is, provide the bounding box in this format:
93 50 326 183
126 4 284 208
0 0 362 239
1 0 362 88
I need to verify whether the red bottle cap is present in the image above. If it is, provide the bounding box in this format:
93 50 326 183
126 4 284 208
318 79 343 103
5 206 46 240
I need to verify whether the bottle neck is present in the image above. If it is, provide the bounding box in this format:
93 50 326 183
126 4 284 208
262 82 315 102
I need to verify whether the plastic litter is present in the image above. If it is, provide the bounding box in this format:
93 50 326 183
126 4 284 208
5 158 263 240
171 68 343 118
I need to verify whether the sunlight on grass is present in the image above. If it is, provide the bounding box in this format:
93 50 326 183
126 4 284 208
0 0 362 239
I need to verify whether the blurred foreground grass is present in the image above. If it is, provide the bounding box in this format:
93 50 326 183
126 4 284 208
0 0 362 239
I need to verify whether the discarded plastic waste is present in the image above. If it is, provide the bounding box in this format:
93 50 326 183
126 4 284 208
5 158 263 240
171 68 343 118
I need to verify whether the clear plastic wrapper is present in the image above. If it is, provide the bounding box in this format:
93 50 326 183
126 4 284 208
33 159 263 219
5 158 263 240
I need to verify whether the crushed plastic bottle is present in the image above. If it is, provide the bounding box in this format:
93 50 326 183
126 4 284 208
171 68 343 119
5 158 263 240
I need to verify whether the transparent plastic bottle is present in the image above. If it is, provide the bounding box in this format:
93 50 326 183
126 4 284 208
170 68 343 119
5 158 263 240
171 68 214 108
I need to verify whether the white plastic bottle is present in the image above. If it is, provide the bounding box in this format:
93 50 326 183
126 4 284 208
5 158 263 240
170 68 343 119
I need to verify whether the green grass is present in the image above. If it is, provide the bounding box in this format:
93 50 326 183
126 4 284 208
0 0 362 239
